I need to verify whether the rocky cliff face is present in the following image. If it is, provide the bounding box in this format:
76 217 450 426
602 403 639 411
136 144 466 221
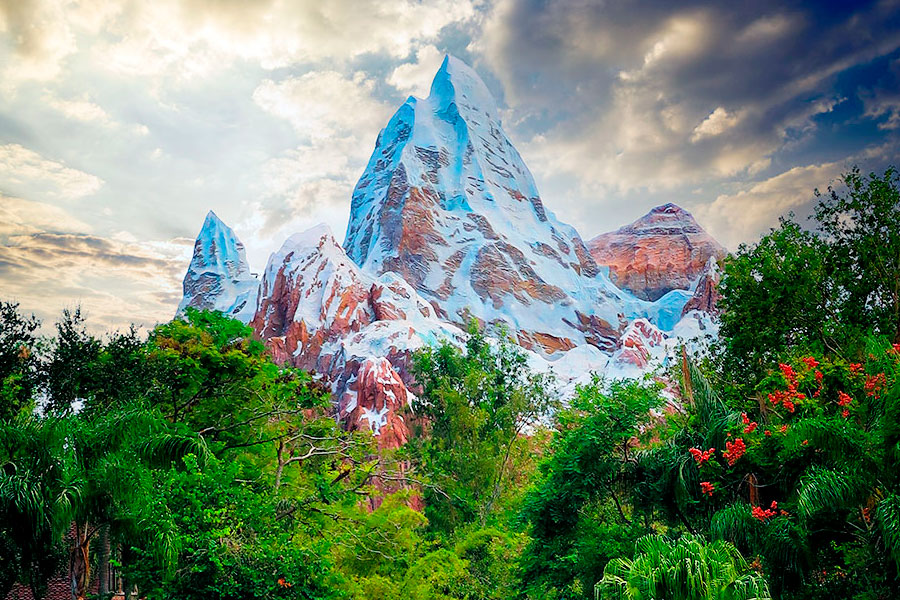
681 257 722 316
177 211 258 321
588 203 726 302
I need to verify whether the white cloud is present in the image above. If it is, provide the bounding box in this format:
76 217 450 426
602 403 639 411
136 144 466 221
91 0 475 79
0 193 92 242
693 161 845 249
0 144 103 200
388 44 445 96
691 107 741 142
253 71 391 139
44 94 113 125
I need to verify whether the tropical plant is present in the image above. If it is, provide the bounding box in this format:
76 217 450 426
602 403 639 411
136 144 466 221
597 534 770 600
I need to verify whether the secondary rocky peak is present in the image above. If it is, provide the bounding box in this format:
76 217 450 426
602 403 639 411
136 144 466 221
588 203 726 302
177 210 258 321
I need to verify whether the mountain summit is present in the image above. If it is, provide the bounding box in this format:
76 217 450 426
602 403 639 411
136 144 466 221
177 211 258 321
588 203 726 301
343 55 653 354
176 57 727 442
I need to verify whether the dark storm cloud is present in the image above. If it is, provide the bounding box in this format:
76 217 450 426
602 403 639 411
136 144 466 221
477 0 900 246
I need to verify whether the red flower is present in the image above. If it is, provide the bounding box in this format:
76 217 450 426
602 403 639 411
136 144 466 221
801 356 819 369
849 363 864 376
741 412 758 433
700 481 715 497
752 501 780 522
837 391 852 407
779 363 797 383
723 438 746 466
814 370 824 384
865 373 887 398
802 439 809 446
764 430 772 437
842 409 850 419
780 424 788 433
689 447 715 466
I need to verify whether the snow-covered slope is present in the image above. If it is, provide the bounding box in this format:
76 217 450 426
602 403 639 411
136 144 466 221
344 55 682 356
177 211 258 321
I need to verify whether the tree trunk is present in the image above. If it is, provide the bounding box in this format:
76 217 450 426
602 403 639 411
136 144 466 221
98 524 110 597
70 521 91 600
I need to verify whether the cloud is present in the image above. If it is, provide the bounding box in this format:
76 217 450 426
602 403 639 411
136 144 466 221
0 229 191 333
44 94 113 125
0 144 103 200
0 193 92 241
252 71 391 139
87 0 476 80
692 161 846 250
479 0 900 194
691 107 741 142
388 44 445 96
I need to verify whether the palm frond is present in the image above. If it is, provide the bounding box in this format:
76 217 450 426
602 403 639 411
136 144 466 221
797 467 868 518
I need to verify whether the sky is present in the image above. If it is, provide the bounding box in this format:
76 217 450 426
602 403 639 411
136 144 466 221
1 0 899 333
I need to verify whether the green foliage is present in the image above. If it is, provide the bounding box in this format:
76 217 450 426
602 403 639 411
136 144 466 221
0 302 41 420
127 454 340 600
519 378 665 597
597 534 770 600
815 166 900 339
410 328 556 532
718 219 834 382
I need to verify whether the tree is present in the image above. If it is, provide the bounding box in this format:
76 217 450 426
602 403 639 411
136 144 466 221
519 378 664 598
815 166 900 341
0 302 42 420
410 327 556 532
718 219 837 383
597 534 769 600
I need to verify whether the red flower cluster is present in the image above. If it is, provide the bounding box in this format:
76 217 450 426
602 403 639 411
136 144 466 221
849 362 864 376
764 430 772 437
842 409 850 419
780 424 788 434
837 391 852 406
689 447 715 466
277 577 293 588
768 363 807 413
752 501 780 521
801 356 820 369
779 363 797 382
741 412 758 433
700 481 715 497
865 373 887 398
890 343 900 355
723 438 746 466
813 370 823 397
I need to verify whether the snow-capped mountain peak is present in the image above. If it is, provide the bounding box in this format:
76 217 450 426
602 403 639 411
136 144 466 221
177 211 258 321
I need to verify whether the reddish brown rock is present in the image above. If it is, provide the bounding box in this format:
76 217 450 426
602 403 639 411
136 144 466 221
588 203 726 301
615 319 667 370
338 357 413 451
682 257 722 316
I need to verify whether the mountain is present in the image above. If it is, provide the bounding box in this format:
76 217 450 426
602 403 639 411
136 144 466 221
343 55 669 356
248 224 465 447
587 203 726 301
177 211 258 321
175 56 729 446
